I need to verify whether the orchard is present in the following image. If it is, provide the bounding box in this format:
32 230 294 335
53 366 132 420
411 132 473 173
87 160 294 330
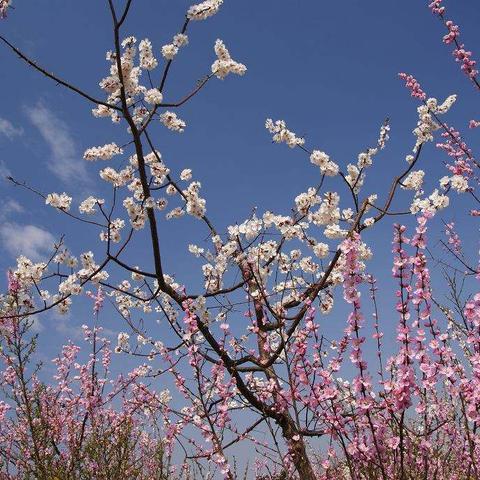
0 1 479 478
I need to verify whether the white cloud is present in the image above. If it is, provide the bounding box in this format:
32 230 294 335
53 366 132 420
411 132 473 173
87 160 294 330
0 160 12 181
0 222 56 260
26 103 89 184
30 315 45 333
0 117 23 139
51 310 83 340
0 199 24 222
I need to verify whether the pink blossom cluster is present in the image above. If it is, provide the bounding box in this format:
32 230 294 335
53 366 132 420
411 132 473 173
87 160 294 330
398 73 426 100
428 0 479 85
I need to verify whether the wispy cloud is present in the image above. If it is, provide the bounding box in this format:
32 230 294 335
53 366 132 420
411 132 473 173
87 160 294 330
0 160 12 179
52 310 83 340
26 102 89 185
30 315 45 333
0 117 23 140
0 199 24 222
0 222 56 261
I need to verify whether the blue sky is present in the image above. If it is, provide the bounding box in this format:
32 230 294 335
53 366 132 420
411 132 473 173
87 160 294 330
0 0 479 407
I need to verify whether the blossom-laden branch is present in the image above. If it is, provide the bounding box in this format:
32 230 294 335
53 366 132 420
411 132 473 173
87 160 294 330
428 0 480 90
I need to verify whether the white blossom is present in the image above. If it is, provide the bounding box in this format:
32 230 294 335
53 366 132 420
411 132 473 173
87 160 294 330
45 192 72 211
160 111 186 132
295 188 320 215
310 150 339 176
313 242 330 259
166 207 185 220
0 0 12 18
83 143 123 161
311 192 340 226
79 196 104 215
265 118 305 148
59 274 82 296
180 169 193 181
401 170 425 191
123 197 147 230
100 218 125 243
211 39 247 79
363 217 375 228
100 166 133 187
183 181 206 218
410 189 450 215
189 244 205 257
324 224 348 239
144 88 163 105
229 215 262 240
161 44 179 60
187 0 223 20
451 175 468 192
116 332 130 352
139 39 158 70
161 33 189 60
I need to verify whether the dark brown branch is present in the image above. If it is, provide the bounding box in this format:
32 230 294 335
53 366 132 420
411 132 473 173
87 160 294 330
0 35 120 111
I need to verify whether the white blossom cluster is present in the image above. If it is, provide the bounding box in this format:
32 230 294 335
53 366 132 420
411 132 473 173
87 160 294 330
324 224 348 239
0 0 11 19
18 250 110 315
53 249 78 268
295 187 320 215
313 242 330 259
180 168 193 181
45 192 72 211
440 174 469 192
187 0 223 20
79 196 105 215
161 33 189 60
116 332 130 352
401 170 425 191
228 215 263 241
144 88 163 105
100 37 143 102
58 274 82 296
183 181 207 218
100 218 125 243
130 151 170 188
13 256 46 289
94 36 157 123
310 192 341 226
77 251 109 284
100 165 133 187
410 189 450 214
412 96 456 152
160 111 186 132
123 197 147 230
139 39 158 70
345 122 391 194
201 239 237 292
344 164 364 193
211 39 247 79
265 119 305 148
310 150 339 176
83 143 123 161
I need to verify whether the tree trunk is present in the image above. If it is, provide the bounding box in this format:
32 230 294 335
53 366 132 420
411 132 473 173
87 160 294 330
280 417 316 480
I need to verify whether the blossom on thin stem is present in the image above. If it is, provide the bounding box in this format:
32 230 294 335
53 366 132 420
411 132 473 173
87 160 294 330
265 118 305 148
398 73 426 100
187 0 224 20
0 0 11 19
211 39 247 79
428 0 479 84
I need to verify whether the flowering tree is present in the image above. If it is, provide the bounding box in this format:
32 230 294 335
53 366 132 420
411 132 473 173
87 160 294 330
1 0 480 478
